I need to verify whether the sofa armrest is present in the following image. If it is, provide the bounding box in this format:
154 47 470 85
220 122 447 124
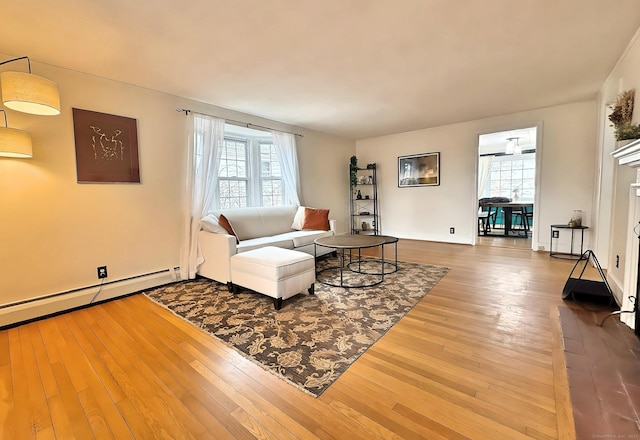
329 219 336 233
197 230 237 284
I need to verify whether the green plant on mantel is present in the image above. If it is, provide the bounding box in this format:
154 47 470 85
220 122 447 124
609 89 640 141
349 155 358 189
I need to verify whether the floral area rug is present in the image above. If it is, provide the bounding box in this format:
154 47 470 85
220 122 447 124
144 257 449 397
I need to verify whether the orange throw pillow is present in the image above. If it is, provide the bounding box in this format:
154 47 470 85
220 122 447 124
218 214 239 244
301 208 330 231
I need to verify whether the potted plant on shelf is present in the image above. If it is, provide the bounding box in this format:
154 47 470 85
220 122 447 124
609 89 640 145
349 155 358 191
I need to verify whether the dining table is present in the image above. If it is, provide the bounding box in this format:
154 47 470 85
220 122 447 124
480 201 534 237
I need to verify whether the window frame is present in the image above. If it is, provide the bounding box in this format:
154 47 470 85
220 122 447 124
216 131 284 209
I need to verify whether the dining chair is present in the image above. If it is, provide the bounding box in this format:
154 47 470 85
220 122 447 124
478 208 497 235
512 208 531 236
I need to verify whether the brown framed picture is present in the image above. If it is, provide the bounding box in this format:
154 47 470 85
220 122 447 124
72 108 140 183
398 152 440 187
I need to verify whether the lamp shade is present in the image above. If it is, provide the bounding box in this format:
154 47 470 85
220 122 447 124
0 126 33 158
505 139 515 154
1 71 60 116
505 137 519 155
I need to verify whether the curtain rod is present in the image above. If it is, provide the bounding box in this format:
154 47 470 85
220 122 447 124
176 108 303 137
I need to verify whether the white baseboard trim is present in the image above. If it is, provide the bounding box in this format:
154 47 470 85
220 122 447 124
0 270 177 328
387 231 472 245
607 271 624 306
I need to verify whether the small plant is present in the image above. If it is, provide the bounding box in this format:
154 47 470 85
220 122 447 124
609 89 640 141
349 155 358 189
615 122 640 141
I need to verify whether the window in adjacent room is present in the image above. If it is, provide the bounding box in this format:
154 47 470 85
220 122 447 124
478 126 537 202
487 153 536 201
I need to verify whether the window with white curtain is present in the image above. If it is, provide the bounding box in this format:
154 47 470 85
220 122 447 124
217 126 284 209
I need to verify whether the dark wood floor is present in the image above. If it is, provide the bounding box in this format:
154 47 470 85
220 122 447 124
558 301 640 439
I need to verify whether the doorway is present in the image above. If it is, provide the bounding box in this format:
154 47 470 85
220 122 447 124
476 126 538 249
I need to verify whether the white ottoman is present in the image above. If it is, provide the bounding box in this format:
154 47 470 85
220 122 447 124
230 246 316 310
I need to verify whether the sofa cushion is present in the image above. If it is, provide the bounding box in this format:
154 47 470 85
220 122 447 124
291 206 306 230
231 246 314 281
218 214 239 243
301 208 330 231
222 205 298 241
278 230 334 248
237 236 295 253
200 213 228 234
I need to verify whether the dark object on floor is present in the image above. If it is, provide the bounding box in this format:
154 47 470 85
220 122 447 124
562 250 614 305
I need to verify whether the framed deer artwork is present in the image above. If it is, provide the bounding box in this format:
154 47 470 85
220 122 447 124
72 108 140 183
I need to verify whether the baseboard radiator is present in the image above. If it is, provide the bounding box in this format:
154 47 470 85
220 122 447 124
0 268 179 329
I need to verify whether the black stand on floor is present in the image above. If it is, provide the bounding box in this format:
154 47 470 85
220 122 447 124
562 250 614 305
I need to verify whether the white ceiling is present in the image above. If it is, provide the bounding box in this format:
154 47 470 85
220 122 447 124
2 0 640 140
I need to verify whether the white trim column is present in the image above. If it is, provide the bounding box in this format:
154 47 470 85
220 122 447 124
611 138 640 329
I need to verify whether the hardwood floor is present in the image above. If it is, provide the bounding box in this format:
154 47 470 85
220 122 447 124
476 233 532 249
1 239 579 439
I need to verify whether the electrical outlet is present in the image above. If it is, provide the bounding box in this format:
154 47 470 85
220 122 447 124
450 227 455 234
97 265 108 279
552 230 559 238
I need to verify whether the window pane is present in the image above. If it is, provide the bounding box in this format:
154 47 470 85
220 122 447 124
522 178 535 189
262 179 282 206
521 189 534 200
219 180 247 209
260 143 281 178
259 142 283 206
219 139 248 178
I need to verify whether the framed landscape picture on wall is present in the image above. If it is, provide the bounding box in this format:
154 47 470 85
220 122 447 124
398 152 440 187
72 108 140 183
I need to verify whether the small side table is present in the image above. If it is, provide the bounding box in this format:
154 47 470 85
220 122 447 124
550 224 588 259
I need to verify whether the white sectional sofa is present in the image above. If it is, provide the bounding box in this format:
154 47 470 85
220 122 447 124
197 205 336 284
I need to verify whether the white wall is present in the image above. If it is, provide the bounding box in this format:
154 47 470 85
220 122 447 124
0 56 353 323
297 132 354 233
356 101 597 250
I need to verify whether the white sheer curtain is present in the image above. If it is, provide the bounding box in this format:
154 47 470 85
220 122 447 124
478 156 494 199
179 113 225 280
271 130 301 206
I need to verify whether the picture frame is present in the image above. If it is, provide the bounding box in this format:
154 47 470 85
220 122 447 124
72 108 140 183
398 152 440 187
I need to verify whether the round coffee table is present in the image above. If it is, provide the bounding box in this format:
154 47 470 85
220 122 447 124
347 235 399 275
314 235 386 288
